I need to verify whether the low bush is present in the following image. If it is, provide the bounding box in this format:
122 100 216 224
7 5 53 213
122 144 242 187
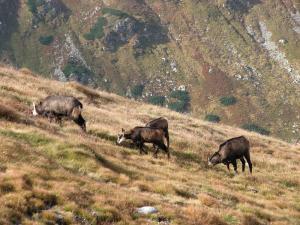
169 90 190 103
131 84 144 99
148 96 165 106
39 35 54 45
220 96 237 106
63 60 93 81
205 114 221 123
168 101 185 112
168 90 190 112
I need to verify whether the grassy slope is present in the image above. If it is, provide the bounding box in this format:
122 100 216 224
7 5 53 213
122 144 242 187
0 66 299 225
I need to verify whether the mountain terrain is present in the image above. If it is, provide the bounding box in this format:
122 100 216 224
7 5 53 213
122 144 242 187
0 66 299 224
1 0 300 141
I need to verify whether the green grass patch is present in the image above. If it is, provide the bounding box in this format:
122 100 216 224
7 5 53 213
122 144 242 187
205 114 221 123
223 214 239 224
220 96 237 106
280 179 298 189
148 96 165 106
0 130 52 147
242 123 270 135
84 17 107 40
101 8 130 18
39 35 54 45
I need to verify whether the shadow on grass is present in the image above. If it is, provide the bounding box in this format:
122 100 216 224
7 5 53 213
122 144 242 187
79 144 138 179
88 130 117 142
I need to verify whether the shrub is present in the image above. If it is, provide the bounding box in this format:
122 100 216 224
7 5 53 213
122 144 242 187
27 0 38 14
220 96 237 106
207 5 221 21
242 123 270 135
168 101 186 112
131 84 144 98
168 90 190 112
148 96 165 106
205 114 221 123
169 90 190 103
84 17 108 40
39 35 54 45
63 60 92 79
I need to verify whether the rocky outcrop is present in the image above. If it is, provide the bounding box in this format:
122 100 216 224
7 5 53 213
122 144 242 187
103 16 168 53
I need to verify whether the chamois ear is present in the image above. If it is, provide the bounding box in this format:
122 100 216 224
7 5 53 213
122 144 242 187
122 128 125 132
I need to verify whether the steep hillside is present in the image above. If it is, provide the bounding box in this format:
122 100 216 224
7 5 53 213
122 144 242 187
1 0 300 141
0 66 299 225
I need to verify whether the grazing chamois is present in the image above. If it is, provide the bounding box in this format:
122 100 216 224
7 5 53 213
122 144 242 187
208 136 252 173
117 127 170 158
32 95 86 131
145 117 169 148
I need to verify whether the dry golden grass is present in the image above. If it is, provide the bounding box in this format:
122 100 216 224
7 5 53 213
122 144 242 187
0 66 299 224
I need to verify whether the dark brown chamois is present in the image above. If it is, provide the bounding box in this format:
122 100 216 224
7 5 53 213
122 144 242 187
33 95 86 131
117 127 170 158
145 117 169 148
208 136 252 173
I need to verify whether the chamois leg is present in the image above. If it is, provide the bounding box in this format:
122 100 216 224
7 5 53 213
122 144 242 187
55 116 63 127
226 162 230 171
165 146 170 159
232 159 238 174
159 143 170 159
240 157 246 172
137 142 143 155
74 114 86 132
245 152 252 174
153 145 159 158
137 142 147 155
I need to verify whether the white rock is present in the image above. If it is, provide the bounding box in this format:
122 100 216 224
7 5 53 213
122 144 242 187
137 206 158 215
